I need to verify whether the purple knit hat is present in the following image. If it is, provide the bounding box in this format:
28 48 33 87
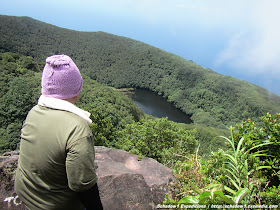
41 55 83 99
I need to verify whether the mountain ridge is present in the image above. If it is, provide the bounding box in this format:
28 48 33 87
1 14 279 127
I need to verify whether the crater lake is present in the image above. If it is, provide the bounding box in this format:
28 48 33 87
128 89 192 124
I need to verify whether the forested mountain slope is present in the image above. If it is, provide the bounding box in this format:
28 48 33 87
0 52 144 152
1 15 280 127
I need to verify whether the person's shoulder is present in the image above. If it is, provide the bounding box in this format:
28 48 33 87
34 105 90 129
67 111 90 128
62 111 92 137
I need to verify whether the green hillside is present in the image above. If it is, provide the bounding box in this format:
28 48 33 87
1 15 280 127
0 52 144 152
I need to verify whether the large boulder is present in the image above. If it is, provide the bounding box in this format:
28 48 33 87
0 147 175 209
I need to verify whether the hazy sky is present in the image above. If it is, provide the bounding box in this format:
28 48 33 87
1 0 280 95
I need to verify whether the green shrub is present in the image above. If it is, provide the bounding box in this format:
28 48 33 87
233 113 280 187
259 185 280 205
170 154 210 201
115 117 197 167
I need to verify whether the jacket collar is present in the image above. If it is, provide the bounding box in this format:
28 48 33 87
38 95 92 125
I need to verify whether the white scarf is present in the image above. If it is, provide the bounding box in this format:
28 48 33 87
38 95 92 125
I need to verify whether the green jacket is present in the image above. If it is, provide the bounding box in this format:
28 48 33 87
15 105 97 210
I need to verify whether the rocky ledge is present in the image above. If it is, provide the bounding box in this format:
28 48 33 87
0 146 175 209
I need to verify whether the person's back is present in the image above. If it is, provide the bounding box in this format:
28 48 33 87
15 55 103 210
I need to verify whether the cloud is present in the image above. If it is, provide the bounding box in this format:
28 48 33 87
215 0 280 75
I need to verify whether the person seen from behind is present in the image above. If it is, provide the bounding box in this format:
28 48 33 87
15 55 103 210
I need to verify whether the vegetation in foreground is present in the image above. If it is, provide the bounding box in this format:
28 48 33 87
165 114 280 209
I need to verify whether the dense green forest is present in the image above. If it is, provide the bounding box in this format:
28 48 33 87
1 53 279 206
0 52 225 155
0 52 145 152
1 15 280 128
0 14 280 206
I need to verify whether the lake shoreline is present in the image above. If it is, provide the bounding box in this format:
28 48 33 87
117 88 192 124
115 88 136 96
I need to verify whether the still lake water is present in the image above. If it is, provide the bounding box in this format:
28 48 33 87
129 89 192 124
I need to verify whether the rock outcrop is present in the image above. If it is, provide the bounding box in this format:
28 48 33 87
0 147 175 209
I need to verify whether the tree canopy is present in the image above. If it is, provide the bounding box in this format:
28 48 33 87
1 15 280 128
0 52 145 152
